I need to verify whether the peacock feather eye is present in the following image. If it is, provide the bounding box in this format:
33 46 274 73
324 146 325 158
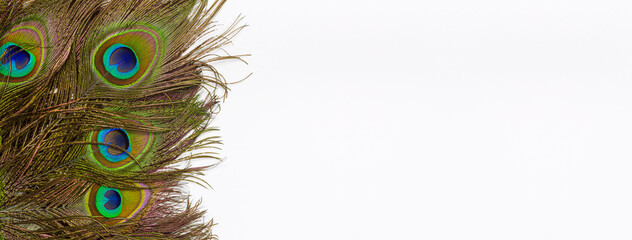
93 28 162 87
0 43 35 78
103 43 140 80
95 186 123 218
90 120 154 169
0 22 46 83
86 183 151 223
97 128 132 163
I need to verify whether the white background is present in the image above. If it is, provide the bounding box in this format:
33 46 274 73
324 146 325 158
191 0 632 239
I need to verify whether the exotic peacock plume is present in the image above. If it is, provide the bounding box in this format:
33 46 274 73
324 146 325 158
0 0 244 239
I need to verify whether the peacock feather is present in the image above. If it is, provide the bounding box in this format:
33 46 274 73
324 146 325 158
0 0 245 239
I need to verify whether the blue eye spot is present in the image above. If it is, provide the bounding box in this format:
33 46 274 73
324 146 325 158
97 128 131 162
103 44 139 80
110 47 136 73
2 45 29 69
95 186 123 218
103 190 122 210
104 129 129 155
0 42 35 78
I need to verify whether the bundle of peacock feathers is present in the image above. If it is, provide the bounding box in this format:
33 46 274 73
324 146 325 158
0 0 244 239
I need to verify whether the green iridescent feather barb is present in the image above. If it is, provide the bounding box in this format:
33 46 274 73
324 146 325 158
0 0 245 239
